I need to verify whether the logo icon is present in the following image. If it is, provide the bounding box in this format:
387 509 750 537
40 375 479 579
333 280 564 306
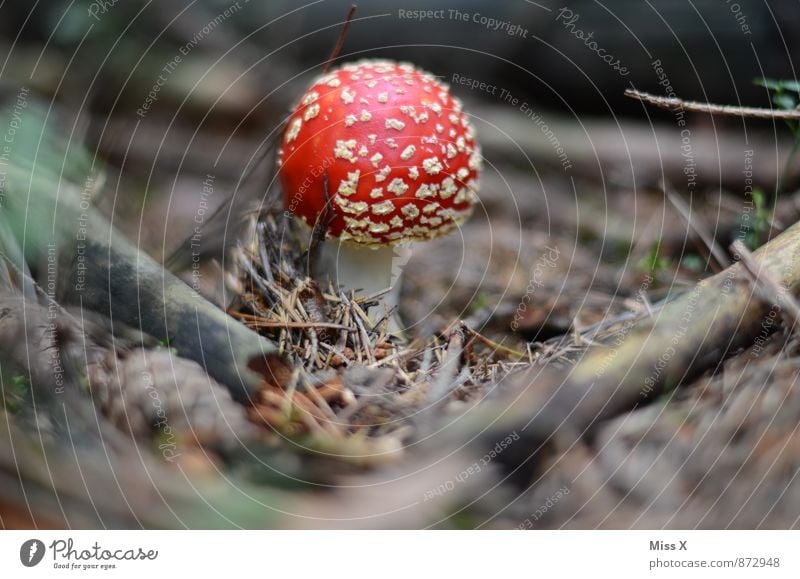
19 539 45 567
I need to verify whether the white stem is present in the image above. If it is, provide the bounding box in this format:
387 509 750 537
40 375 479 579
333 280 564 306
316 239 412 334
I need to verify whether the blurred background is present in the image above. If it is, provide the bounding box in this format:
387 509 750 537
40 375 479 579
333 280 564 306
1 0 797 205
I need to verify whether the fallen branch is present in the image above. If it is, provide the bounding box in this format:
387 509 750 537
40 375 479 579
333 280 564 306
730 239 800 328
487 219 800 443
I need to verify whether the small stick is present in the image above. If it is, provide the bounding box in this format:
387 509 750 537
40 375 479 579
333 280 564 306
350 300 376 365
731 239 800 328
323 5 358 74
663 184 730 269
427 328 464 405
625 88 800 120
460 321 527 360
229 311 351 331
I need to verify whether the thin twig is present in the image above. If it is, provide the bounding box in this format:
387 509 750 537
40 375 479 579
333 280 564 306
323 5 357 74
663 184 731 269
460 322 527 360
427 328 464 405
625 88 800 120
229 311 351 331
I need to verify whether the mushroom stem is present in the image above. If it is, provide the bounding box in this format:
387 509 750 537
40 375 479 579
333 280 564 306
316 239 410 334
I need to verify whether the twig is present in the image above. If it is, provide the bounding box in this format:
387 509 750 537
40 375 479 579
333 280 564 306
663 184 731 269
625 88 800 120
460 322 527 360
229 311 352 331
323 5 357 74
427 328 464 405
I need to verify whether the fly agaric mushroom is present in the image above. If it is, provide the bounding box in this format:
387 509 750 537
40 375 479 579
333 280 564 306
278 59 481 330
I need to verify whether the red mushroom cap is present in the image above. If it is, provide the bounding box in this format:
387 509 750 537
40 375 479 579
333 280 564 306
278 59 481 246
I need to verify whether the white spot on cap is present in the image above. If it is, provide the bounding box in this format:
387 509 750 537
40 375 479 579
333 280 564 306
377 92 389 103
370 152 383 168
334 139 358 162
337 170 361 197
375 165 391 182
368 222 389 234
303 103 320 121
420 216 443 226
301 91 319 106
385 118 406 131
408 166 419 179
343 216 369 230
336 197 368 215
400 145 416 161
285 118 302 143
422 157 443 175
390 215 404 228
371 199 395 215
401 204 420 219
440 177 457 198
387 177 409 196
468 150 483 171
423 203 439 214
341 88 356 104
415 183 435 199
345 114 357 127
327 77 341 88
370 187 384 198
454 187 470 204
359 109 372 122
